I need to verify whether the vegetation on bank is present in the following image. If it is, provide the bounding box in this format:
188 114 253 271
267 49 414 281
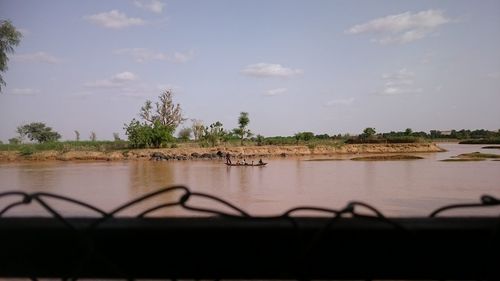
3 88 500 153
350 155 424 161
440 152 500 162
459 139 500 144
482 146 500 149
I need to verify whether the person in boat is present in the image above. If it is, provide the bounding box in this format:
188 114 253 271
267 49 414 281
225 153 232 164
258 158 264 165
243 159 247 165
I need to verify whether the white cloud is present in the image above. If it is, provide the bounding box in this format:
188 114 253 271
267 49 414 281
264 88 287 96
13 52 62 64
84 71 138 88
378 68 422 95
487 72 500 79
134 0 165 13
172 51 195 63
346 10 450 44
10 88 39 96
114 48 194 63
325 97 355 106
85 10 145 29
241 63 303 78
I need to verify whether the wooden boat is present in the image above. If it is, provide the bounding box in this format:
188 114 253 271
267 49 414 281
225 162 267 167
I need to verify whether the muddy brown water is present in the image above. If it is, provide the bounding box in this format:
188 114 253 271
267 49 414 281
1 143 499 217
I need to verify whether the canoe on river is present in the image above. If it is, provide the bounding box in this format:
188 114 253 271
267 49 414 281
225 162 267 167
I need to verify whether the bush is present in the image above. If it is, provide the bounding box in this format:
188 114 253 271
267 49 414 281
19 146 35 156
124 119 174 148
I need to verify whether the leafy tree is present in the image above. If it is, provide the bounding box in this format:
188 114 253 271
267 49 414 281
124 90 182 148
74 130 80 141
232 112 252 145
405 128 413 136
361 127 376 139
8 137 20 144
178 127 192 141
294 132 315 144
124 119 174 148
90 131 96 141
256 134 264 146
140 89 186 129
0 20 22 92
17 122 61 143
201 121 226 147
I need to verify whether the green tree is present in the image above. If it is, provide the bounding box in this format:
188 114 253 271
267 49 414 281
256 134 264 146
0 20 22 92
294 132 315 144
17 122 61 143
178 127 192 142
124 119 174 148
201 121 226 147
232 112 252 145
405 128 413 136
125 90 182 148
361 127 376 139
8 137 20 144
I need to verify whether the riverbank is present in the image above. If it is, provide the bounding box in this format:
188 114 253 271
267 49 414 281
0 143 444 162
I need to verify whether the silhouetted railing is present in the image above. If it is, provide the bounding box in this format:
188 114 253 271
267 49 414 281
1 186 499 280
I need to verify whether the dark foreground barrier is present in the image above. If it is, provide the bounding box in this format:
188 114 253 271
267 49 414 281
1 186 499 280
0 217 499 280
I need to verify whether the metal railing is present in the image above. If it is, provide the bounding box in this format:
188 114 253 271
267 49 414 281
1 186 499 280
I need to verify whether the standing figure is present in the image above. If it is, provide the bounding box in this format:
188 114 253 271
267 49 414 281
225 153 232 164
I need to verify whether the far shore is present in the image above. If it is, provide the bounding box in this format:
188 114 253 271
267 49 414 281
0 143 444 162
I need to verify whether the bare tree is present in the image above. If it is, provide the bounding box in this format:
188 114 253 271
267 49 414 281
191 119 205 141
140 90 186 129
90 131 96 141
74 130 80 141
113 132 121 141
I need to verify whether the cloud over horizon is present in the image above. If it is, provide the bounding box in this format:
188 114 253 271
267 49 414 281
346 10 450 44
114 48 194 63
84 71 138 88
264 88 287 96
241 63 303 78
13 52 63 64
378 68 422 95
134 0 165 14
325 97 355 106
85 10 145 29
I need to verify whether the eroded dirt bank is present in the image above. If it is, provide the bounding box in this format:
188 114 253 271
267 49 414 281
0 143 444 162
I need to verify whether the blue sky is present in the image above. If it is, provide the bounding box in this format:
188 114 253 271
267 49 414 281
1 0 499 141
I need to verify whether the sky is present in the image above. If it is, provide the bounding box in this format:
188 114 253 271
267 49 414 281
1 0 499 141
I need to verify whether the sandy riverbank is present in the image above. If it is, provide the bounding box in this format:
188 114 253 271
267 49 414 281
0 143 444 162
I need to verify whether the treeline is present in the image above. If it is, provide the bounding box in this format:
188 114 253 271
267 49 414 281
2 89 500 149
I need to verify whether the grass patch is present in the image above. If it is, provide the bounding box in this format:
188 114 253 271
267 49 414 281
456 152 500 159
459 138 500 144
441 158 486 162
304 158 346 162
482 146 500 149
0 141 130 152
351 155 424 161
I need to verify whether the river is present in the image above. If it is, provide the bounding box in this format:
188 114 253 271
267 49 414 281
1 143 499 217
